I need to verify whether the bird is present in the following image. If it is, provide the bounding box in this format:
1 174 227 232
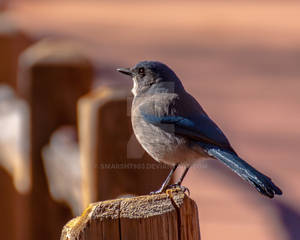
117 61 282 198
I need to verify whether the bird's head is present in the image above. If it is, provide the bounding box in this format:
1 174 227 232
117 61 184 96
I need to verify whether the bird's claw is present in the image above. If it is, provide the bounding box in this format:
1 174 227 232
149 188 165 195
166 184 190 195
149 190 161 195
150 184 190 195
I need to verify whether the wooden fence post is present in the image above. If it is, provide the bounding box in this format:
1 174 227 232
61 189 201 240
0 16 31 240
0 87 27 240
17 39 93 240
77 87 171 211
0 14 31 89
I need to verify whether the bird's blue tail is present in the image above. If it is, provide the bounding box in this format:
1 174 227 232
200 143 282 198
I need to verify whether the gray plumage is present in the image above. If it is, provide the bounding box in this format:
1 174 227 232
117 61 282 198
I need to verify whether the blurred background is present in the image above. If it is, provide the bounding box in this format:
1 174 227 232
0 0 299 239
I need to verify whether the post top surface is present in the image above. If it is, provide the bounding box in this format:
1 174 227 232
19 39 92 68
61 189 192 239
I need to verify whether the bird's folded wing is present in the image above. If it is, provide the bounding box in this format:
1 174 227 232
141 112 234 150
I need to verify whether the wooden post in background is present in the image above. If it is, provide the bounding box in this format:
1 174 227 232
0 16 31 240
0 84 32 240
61 189 200 240
77 87 171 211
17 39 93 240
0 14 31 89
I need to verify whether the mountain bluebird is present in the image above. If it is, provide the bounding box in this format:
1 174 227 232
117 61 282 198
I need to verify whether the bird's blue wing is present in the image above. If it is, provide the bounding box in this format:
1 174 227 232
141 112 234 150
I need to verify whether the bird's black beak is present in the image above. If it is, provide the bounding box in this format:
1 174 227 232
116 68 133 77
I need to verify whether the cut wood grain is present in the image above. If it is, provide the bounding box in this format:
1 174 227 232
61 189 200 240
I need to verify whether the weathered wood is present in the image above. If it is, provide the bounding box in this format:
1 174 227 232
0 15 31 89
17 39 93 240
78 86 171 211
61 189 200 240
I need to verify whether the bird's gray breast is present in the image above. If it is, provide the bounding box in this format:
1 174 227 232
131 93 201 165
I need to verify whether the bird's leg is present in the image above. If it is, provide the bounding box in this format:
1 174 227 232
175 166 190 185
150 164 178 194
166 167 190 194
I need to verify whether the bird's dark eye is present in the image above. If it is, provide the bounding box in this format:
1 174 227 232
138 67 145 76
